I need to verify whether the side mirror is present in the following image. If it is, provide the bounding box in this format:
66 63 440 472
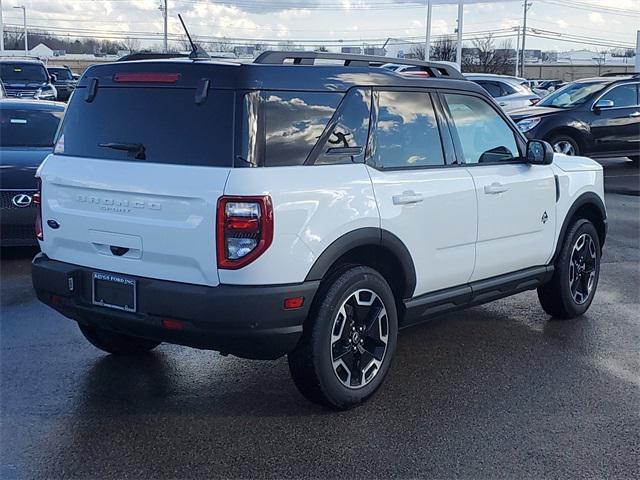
594 99 614 110
50 74 57 84
527 140 554 165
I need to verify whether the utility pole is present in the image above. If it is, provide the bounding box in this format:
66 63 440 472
424 0 433 61
636 30 639 73
521 1 532 78
455 0 464 68
0 0 4 53
514 27 520 77
159 0 168 53
13 5 27 55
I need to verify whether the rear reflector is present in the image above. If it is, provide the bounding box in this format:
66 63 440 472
161 319 183 330
113 72 181 84
284 297 304 310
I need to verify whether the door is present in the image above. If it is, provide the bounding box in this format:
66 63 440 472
591 82 640 155
441 92 556 281
367 90 477 297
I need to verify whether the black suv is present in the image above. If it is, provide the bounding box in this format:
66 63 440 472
0 59 57 101
47 65 77 101
510 75 639 163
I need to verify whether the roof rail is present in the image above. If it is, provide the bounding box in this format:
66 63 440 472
600 71 639 78
253 51 465 80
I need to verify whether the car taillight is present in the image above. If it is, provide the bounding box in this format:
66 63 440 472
217 196 273 269
34 176 43 241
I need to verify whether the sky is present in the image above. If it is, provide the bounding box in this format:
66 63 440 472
1 0 638 52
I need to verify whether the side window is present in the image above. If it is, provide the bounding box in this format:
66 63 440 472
478 81 502 98
499 81 516 96
373 90 444 169
443 93 520 164
600 84 638 108
261 91 342 167
315 88 371 165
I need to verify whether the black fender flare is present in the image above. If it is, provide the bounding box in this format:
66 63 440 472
304 227 417 299
552 192 607 263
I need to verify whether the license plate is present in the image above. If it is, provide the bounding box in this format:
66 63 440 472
92 272 137 312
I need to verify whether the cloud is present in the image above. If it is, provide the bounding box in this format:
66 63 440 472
588 12 605 25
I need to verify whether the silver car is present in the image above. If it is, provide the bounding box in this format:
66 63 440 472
465 73 541 112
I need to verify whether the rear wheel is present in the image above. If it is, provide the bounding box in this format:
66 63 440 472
549 134 579 156
537 219 601 319
288 266 398 409
79 324 160 355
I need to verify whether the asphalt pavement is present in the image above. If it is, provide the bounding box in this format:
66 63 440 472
1 159 638 479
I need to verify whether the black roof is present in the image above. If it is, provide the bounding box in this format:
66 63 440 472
0 58 46 66
0 98 65 111
78 55 482 95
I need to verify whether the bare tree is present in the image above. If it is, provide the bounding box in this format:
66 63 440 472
409 36 456 62
123 36 140 53
463 35 515 75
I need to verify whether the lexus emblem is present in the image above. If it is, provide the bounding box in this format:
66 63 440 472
11 194 33 208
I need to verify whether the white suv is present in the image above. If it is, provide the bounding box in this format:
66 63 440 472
32 52 607 409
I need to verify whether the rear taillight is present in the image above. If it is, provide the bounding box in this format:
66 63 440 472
217 196 273 269
34 176 43 241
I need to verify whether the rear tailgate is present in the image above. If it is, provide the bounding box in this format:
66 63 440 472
39 61 237 287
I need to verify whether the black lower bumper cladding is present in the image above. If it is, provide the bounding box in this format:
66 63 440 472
32 253 319 359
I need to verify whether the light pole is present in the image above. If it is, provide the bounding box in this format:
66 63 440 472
0 0 5 53
424 0 433 61
159 0 168 53
455 0 464 68
521 1 532 78
13 5 27 55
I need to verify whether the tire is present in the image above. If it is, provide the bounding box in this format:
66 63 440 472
79 324 160 355
537 219 601 319
628 156 639 165
548 134 580 156
288 266 398 410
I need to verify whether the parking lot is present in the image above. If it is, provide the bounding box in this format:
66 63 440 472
0 158 638 479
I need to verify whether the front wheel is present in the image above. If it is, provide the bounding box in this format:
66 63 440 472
537 219 601 319
288 266 398 410
548 134 580 156
79 324 160 355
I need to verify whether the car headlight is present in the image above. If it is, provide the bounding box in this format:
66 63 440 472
517 117 541 133
35 86 57 99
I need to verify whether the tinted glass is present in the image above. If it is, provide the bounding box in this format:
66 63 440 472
262 91 341 167
315 88 371 165
48 68 73 81
600 84 638 108
373 91 444 169
539 81 606 108
477 81 502 98
0 108 63 147
0 64 48 83
58 87 234 166
444 93 519 164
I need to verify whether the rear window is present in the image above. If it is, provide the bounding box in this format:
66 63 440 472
0 63 48 83
57 87 234 167
0 108 63 147
48 68 73 81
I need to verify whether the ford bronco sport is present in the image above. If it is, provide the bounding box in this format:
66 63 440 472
32 51 606 409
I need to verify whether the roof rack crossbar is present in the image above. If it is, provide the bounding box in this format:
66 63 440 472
254 51 464 79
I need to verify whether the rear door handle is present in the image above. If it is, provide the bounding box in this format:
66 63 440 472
392 191 424 205
630 112 640 118
484 182 509 195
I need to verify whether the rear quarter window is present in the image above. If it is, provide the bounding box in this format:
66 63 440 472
57 87 234 167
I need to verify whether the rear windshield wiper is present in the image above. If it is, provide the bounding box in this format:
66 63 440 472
99 142 146 160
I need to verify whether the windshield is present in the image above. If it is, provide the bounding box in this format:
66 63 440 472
0 64 48 83
0 108 63 147
539 82 606 108
48 68 73 81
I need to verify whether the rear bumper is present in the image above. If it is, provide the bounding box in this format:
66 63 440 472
32 254 319 359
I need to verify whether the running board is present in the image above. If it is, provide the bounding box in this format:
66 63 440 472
402 265 554 328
